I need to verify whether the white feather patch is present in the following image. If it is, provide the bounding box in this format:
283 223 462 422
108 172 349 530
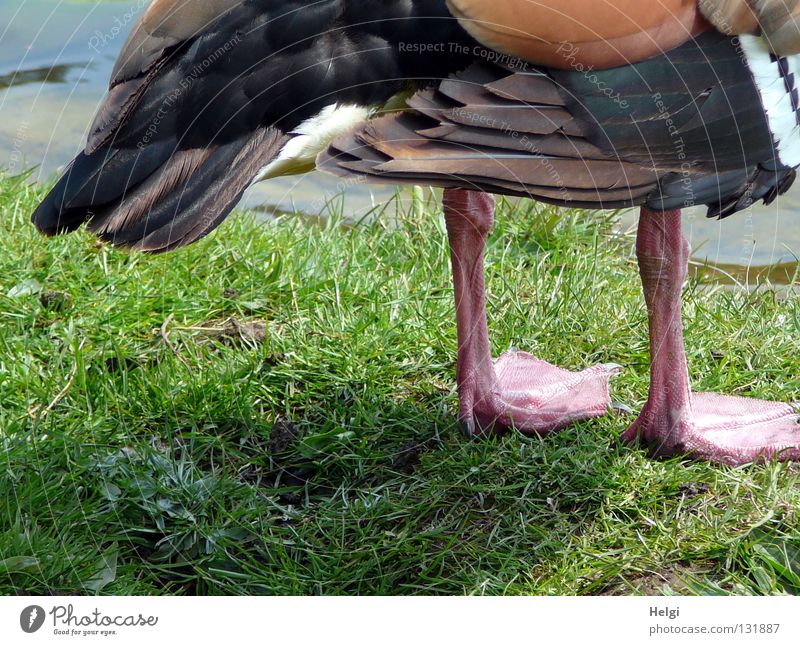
740 34 800 167
253 104 373 182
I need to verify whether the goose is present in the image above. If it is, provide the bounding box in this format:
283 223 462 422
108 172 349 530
31 0 800 465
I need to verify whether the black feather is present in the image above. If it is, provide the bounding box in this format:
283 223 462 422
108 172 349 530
32 0 480 250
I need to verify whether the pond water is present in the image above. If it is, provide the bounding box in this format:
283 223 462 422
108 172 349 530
1 0 799 285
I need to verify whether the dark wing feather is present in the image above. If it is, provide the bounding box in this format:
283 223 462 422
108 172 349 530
110 0 241 84
319 63 663 210
320 32 797 217
88 0 242 154
90 129 289 252
32 128 290 251
33 0 278 246
33 0 484 250
31 0 355 249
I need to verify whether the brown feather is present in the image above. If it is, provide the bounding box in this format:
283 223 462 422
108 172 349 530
373 157 655 191
417 123 604 158
437 78 501 106
751 0 800 54
111 0 239 85
87 147 215 236
131 128 289 252
445 105 583 137
317 58 675 209
485 73 566 105
698 0 760 34
142 0 240 38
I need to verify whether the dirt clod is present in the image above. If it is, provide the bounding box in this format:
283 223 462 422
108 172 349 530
104 356 139 373
391 441 426 474
600 563 709 596
205 317 267 347
269 418 300 454
40 290 72 312
678 482 711 499
278 492 303 506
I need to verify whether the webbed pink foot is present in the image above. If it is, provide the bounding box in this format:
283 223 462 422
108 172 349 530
463 350 620 436
624 208 800 465
623 393 800 465
443 188 619 437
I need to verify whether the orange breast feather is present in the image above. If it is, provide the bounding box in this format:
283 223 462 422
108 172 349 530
446 0 712 69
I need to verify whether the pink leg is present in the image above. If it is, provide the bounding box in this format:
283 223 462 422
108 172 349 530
622 208 800 464
443 188 620 437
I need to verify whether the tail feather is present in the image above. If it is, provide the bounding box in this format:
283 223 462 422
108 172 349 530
86 146 216 241
66 139 176 209
32 128 289 252
32 138 175 234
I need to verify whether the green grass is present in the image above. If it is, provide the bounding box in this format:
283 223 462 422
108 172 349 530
1 172 799 595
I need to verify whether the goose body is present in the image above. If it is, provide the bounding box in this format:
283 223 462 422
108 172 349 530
31 0 800 243
33 0 480 250
31 0 800 463
448 0 800 68
321 30 800 218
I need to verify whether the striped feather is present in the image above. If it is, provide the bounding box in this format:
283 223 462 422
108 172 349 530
321 32 798 218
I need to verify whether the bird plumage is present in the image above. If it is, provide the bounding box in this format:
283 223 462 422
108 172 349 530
448 0 800 66
446 0 710 70
32 0 479 250
320 31 799 218
31 0 800 248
